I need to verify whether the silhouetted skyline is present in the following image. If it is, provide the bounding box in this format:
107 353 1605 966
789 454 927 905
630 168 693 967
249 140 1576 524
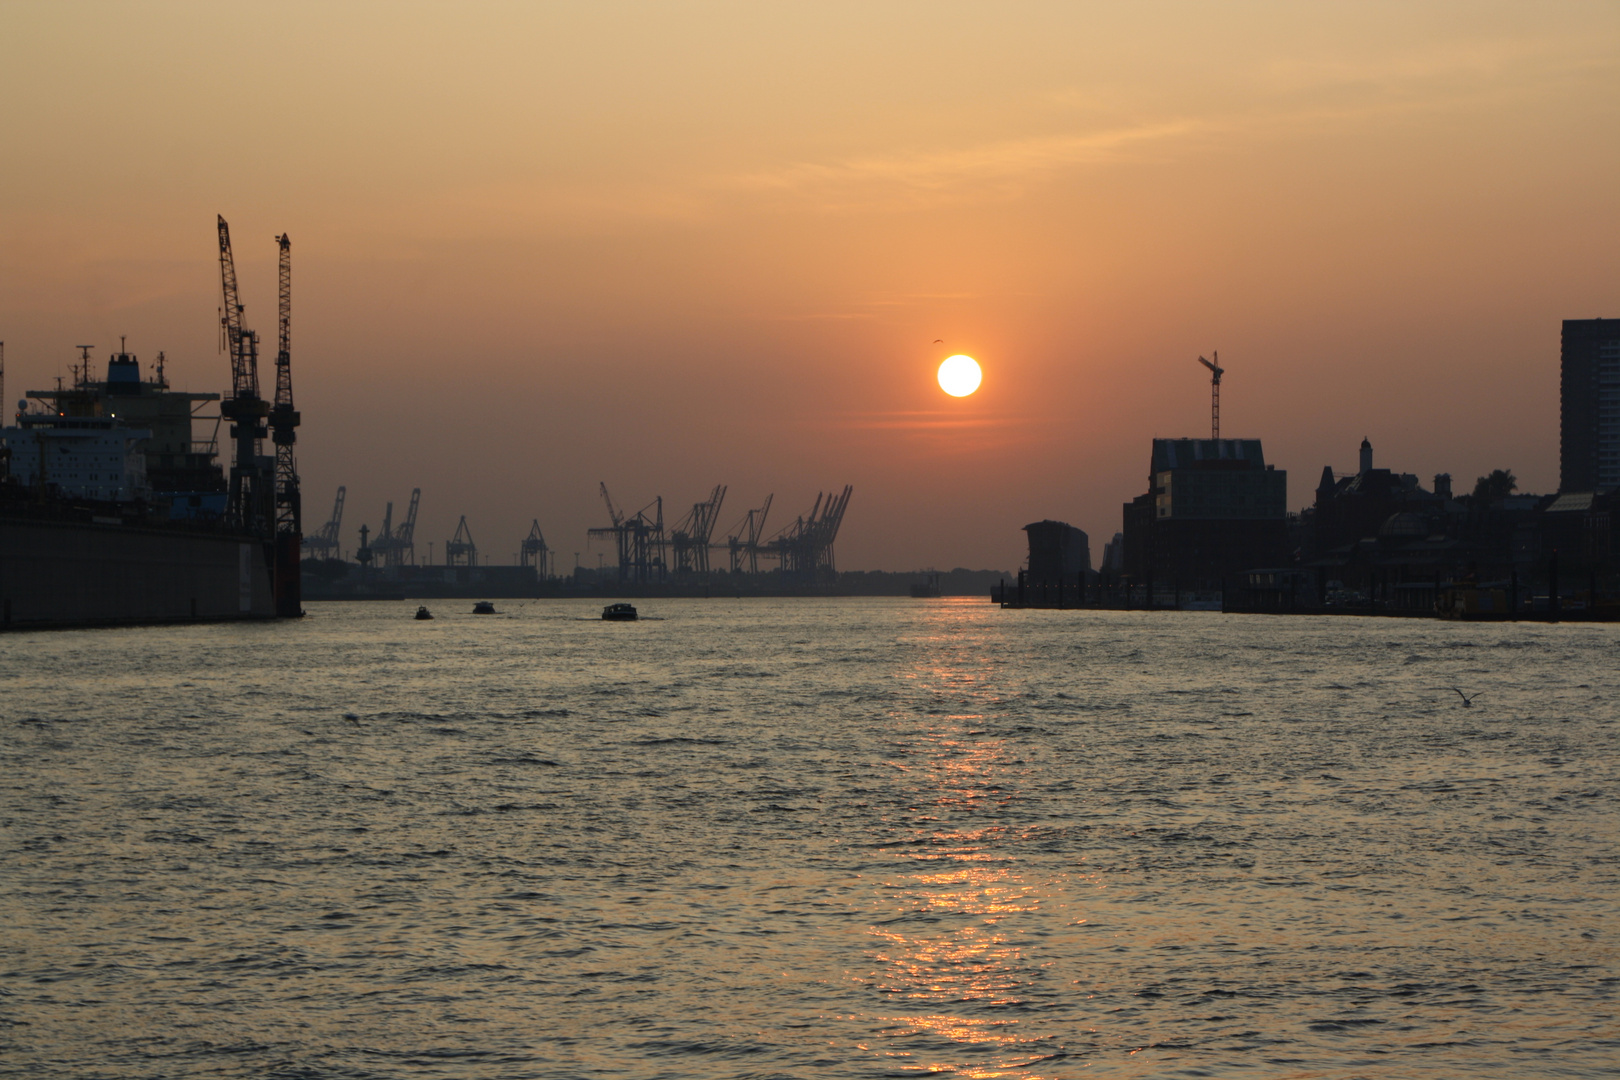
3 3 1617 568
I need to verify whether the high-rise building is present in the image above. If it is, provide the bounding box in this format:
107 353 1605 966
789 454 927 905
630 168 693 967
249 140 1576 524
1561 318 1620 492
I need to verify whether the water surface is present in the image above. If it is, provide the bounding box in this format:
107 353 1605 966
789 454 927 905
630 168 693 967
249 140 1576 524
3 599 1617 1077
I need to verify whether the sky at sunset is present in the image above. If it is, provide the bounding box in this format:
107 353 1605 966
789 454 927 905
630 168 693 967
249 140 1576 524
3 2 1617 571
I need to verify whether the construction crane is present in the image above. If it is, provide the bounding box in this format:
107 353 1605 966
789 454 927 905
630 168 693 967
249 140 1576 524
301 486 345 559
269 232 302 616
217 214 270 535
721 494 772 574
670 484 726 575
446 515 478 566
1198 351 1224 441
520 520 551 578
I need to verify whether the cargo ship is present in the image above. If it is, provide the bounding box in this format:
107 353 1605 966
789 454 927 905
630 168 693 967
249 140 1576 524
1 217 302 630
1 342 277 628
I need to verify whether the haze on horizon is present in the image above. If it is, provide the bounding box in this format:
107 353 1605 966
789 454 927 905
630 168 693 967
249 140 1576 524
2 1 1616 572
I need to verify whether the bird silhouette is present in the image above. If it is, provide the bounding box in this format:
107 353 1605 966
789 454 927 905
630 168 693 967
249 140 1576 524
1450 688 1480 707
933 339 943 344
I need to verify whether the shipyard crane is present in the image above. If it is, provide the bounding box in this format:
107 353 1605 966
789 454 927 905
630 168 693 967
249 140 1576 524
268 232 302 615
302 486 346 559
217 215 270 535
1198 351 1224 441
446 516 478 566
520 520 551 577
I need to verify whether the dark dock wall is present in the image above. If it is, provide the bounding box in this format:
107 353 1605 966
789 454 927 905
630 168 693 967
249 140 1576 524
1 518 276 629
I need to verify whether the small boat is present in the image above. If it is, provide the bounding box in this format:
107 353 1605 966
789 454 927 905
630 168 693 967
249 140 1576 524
414 606 434 620
473 601 497 614
602 602 638 621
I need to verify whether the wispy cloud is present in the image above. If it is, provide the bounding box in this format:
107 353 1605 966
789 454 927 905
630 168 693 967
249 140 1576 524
724 120 1208 212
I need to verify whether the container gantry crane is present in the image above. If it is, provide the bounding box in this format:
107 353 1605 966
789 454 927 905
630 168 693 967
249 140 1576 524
721 494 772 574
302 486 345 559
392 488 420 566
446 516 478 567
670 484 726 575
588 483 666 584
520 520 551 578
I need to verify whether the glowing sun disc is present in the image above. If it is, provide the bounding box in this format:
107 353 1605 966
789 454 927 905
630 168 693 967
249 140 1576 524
937 354 982 397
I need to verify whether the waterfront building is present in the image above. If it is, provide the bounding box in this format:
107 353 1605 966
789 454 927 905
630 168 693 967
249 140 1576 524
1023 520 1090 586
1305 439 1450 555
1122 438 1287 592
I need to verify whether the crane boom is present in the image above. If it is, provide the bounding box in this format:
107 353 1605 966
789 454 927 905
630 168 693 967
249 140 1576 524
217 214 269 535
599 482 624 526
218 215 258 400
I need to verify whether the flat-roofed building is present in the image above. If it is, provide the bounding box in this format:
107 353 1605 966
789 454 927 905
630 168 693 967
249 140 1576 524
1123 438 1287 591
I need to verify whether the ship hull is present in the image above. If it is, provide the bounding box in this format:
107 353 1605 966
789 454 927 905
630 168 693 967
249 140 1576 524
2 514 276 629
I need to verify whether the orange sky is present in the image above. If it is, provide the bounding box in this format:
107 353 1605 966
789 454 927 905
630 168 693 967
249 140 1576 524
3 2 1617 570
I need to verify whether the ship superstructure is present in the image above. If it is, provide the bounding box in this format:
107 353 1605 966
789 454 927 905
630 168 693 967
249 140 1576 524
3 414 152 503
16 341 226 517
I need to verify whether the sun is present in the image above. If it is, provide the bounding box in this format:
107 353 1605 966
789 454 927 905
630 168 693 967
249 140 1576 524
937 354 982 397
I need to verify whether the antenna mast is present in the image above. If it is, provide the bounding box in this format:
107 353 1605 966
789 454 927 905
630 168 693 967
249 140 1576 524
1198 351 1224 440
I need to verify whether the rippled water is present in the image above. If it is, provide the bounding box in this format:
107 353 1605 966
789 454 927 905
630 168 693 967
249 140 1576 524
3 599 1618 1078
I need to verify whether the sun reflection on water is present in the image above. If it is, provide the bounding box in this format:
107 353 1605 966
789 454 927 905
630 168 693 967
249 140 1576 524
859 608 1072 1077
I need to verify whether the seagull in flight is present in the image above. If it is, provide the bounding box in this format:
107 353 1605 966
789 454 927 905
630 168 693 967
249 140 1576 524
933 339 943 344
1450 688 1480 707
